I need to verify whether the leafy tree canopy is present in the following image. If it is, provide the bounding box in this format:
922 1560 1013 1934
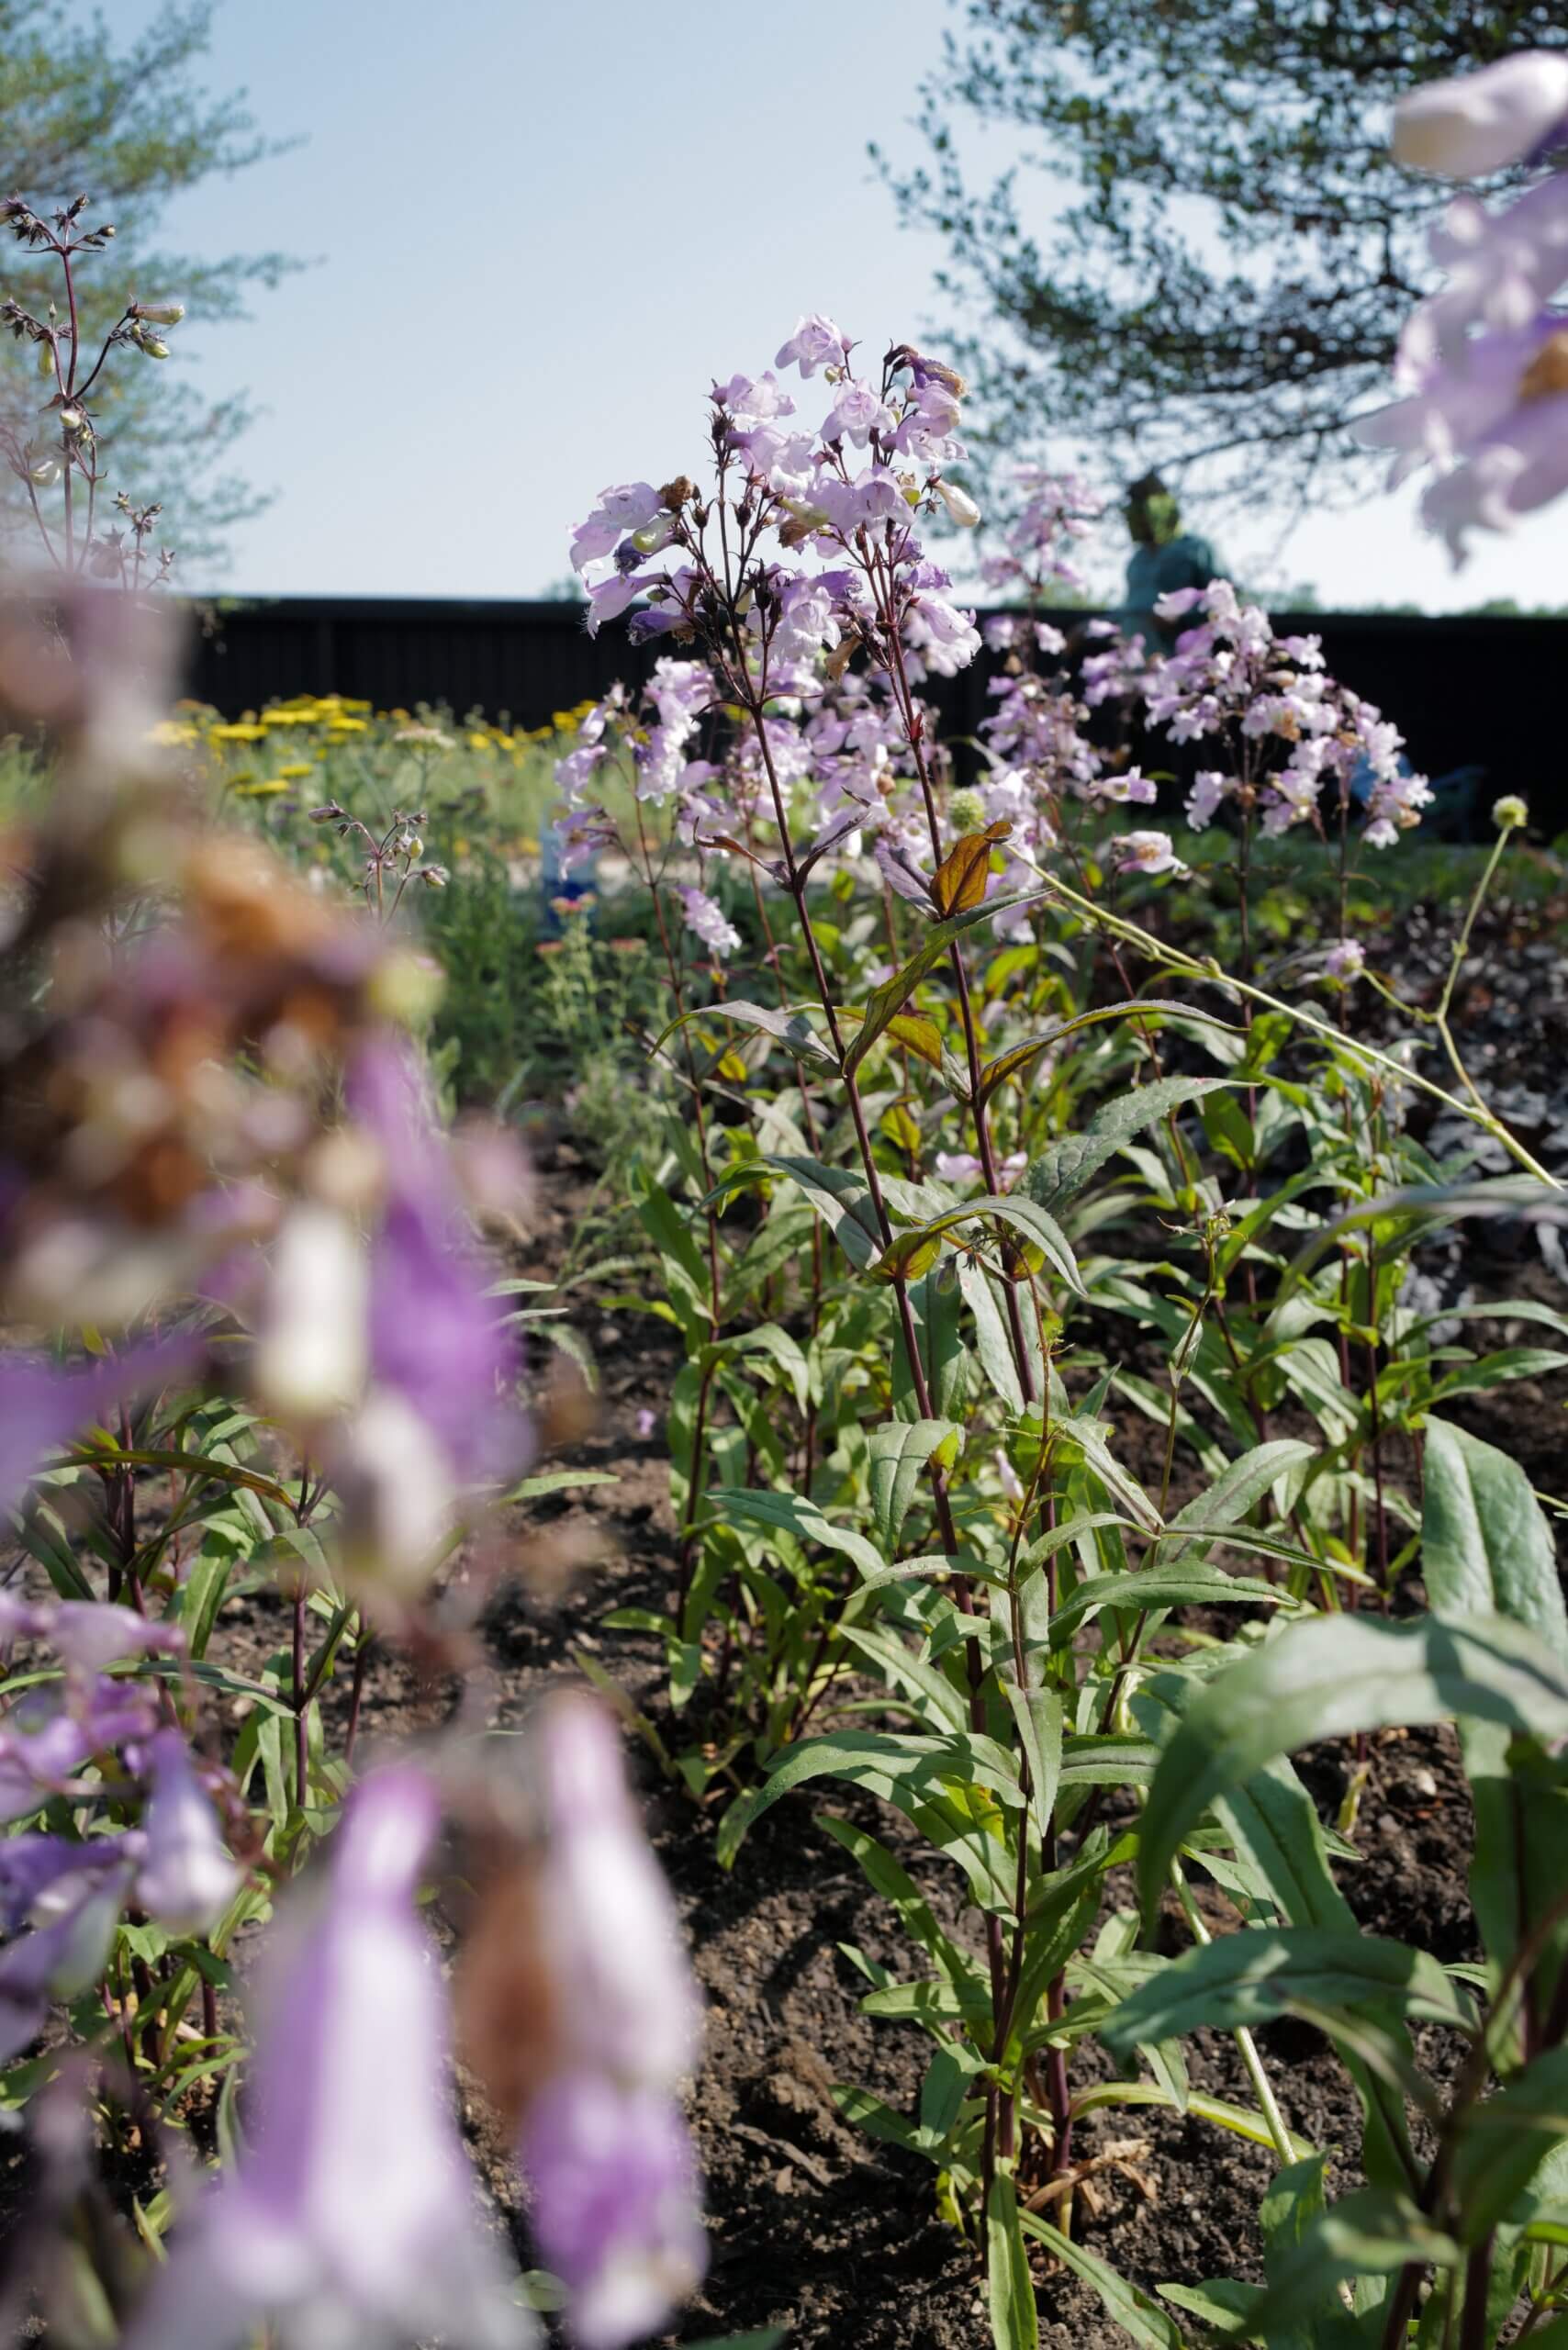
878 2 1568 512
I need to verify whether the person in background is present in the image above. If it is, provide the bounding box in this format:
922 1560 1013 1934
1114 472 1226 647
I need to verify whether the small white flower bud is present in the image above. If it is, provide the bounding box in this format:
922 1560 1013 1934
1492 793 1529 830
935 478 981 528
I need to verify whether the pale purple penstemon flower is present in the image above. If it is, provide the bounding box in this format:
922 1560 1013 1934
1109 577 1432 850
562 365 1192 953
1114 829 1188 878
1357 50 1568 557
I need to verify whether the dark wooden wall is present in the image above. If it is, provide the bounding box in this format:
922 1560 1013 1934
180 597 1566 821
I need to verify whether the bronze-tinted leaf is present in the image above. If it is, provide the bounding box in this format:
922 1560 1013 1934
929 822 1012 917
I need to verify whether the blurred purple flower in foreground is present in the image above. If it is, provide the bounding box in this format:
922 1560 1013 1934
319 1038 530 1599
127 1766 531 2350
1360 50 1568 557
517 1695 705 2350
134 1729 241 1938
1394 49 1568 179
0 1332 197 1516
0 1857 134 2063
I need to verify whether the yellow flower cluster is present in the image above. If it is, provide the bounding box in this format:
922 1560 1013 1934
171 692 594 764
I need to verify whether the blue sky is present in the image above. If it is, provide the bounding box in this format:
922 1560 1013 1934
111 0 1565 612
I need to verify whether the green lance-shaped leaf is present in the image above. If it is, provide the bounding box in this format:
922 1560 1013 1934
1002 1677 1062 1846
1023 1073 1234 1215
683 2334 790 2350
1421 1416 1568 1660
866 1418 961 1554
1450 2044 1568 2244
1019 2213 1185 2349
834 1002 946 1071
1423 1416 1568 1989
701 1324 812 1414
986 2175 1039 2350
978 1004 1240 1113
1213 1755 1359 1932
652 997 838 1069
706 1484 885 1583
842 885 1050 1078
716 1727 1025 1872
1047 1564 1285 1647
1136 1611 1568 1922
815 1814 986 2003
870 1192 1083 1295
59 1445 299 1511
707 1154 881 1270
1159 1438 1316 1570
1270 1173 1568 1320
1103 1925 1472 2055
1245 2184 1460 2347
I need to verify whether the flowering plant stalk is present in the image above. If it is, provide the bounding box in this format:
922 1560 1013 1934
0 193 179 585
563 257 1567 2337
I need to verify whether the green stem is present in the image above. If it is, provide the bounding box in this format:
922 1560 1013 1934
1170 1856 1296 2165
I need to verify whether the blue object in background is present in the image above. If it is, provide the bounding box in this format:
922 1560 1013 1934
1347 754 1486 839
539 819 595 935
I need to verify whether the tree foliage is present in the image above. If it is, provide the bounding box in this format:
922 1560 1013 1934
0 2 294 565
878 1 1568 509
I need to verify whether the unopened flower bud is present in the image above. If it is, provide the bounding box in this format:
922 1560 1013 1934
134 301 185 327
632 513 677 555
308 800 344 822
1492 793 1529 830
935 478 981 528
420 865 449 889
131 325 169 360
37 341 52 377
58 407 86 436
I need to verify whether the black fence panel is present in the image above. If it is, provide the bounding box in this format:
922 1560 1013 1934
181 598 1568 825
